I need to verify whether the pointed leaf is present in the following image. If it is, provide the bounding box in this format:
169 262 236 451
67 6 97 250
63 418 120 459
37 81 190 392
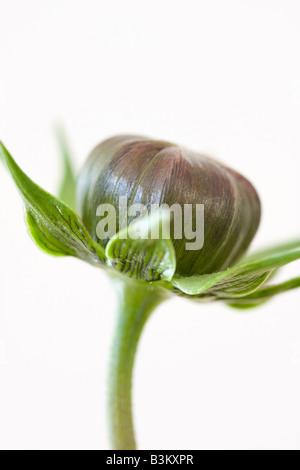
172 240 300 297
224 277 300 309
0 142 106 266
245 239 300 262
55 126 77 209
105 209 176 281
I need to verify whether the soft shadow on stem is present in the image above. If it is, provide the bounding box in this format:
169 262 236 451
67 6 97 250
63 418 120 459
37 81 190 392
108 275 166 450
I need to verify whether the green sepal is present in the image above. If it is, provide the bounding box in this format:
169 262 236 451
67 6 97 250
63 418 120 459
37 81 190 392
105 210 176 282
0 142 106 266
224 277 300 309
55 126 77 210
172 239 300 300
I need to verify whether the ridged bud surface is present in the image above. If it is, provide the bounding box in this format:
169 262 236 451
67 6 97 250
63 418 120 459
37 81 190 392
77 135 261 277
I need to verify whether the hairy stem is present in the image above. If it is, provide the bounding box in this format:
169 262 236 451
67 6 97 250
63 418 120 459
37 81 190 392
108 277 165 450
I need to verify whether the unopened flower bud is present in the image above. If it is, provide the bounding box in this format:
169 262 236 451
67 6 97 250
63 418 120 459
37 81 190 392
77 135 261 277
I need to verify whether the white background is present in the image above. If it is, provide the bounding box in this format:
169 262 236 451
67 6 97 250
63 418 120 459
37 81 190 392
0 0 300 450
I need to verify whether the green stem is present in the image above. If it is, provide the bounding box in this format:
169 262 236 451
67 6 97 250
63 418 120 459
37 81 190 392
108 276 165 450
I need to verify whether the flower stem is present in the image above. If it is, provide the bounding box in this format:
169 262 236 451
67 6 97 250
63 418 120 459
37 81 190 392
108 276 165 450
